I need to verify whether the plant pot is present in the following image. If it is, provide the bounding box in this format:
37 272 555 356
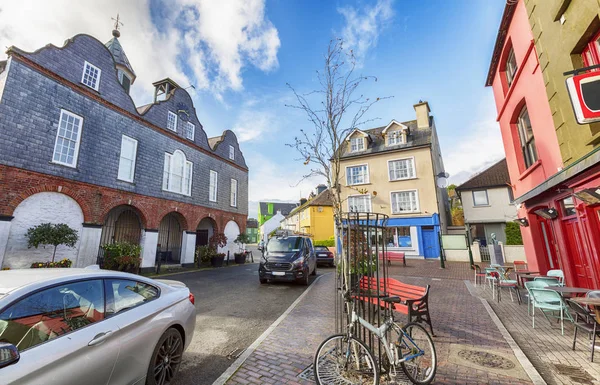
211 255 225 267
234 253 246 264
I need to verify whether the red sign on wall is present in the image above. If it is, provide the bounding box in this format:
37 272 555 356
566 71 600 124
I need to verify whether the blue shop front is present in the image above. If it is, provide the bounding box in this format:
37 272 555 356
385 213 441 259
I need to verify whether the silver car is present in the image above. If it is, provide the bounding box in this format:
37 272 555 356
0 267 196 385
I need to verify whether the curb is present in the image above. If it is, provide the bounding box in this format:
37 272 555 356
144 262 259 279
212 272 331 385
463 280 547 385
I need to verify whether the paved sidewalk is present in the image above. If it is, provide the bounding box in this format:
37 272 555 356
223 261 538 385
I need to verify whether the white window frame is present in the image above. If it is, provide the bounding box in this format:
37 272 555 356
388 157 416 181
229 145 235 160
346 164 370 186
387 130 404 146
162 150 193 196
230 179 238 207
347 194 372 213
52 109 84 168
117 135 138 183
81 61 101 91
390 190 420 214
209 170 218 202
184 121 195 140
472 190 489 207
167 111 178 132
350 137 365 152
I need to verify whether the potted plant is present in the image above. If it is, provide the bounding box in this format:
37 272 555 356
195 245 215 267
233 233 250 264
209 233 228 267
25 223 79 264
102 242 142 273
234 252 246 264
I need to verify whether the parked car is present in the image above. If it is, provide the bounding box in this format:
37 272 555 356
314 246 335 267
0 267 196 385
259 233 317 285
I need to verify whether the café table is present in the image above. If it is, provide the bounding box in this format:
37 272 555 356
519 274 545 284
515 271 540 286
548 286 591 298
572 297 600 323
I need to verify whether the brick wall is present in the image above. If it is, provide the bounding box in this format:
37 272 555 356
0 165 247 234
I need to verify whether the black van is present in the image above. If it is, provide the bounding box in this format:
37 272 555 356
258 235 317 285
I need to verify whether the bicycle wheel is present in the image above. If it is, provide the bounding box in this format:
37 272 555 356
395 322 437 385
314 334 379 385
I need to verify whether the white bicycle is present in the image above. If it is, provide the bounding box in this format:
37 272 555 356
314 294 437 385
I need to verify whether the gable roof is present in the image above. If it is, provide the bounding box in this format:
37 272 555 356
381 119 409 134
259 202 299 217
456 159 511 191
340 118 432 160
288 189 333 217
485 2 517 86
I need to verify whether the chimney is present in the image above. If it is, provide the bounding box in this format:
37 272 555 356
300 198 308 206
316 184 327 195
413 100 431 129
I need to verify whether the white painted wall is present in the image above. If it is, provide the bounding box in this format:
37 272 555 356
4 192 84 268
259 211 285 242
140 230 159 268
221 220 241 256
76 227 102 267
0 221 12 268
501 244 526 263
461 187 517 224
180 232 196 266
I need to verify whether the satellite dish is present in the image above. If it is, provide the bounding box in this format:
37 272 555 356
436 177 448 188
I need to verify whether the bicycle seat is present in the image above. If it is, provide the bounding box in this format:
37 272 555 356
381 296 402 304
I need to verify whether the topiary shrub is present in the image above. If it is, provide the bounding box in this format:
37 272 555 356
26 223 79 263
505 222 523 245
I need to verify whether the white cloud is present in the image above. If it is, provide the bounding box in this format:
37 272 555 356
338 0 394 65
0 0 280 103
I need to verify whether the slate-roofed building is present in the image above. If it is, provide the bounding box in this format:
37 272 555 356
281 185 334 241
246 218 259 244
258 202 298 226
456 159 517 246
0 28 248 271
338 101 449 259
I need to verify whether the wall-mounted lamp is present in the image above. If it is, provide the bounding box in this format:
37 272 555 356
573 188 600 205
533 207 558 220
515 217 529 227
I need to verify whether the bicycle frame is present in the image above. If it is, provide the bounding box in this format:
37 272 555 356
350 308 424 366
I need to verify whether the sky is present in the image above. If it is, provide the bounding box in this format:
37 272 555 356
0 0 507 220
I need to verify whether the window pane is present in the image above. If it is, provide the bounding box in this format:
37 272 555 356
0 280 104 351
473 190 489 206
167 112 177 131
347 165 368 185
561 197 576 217
106 279 159 316
517 107 537 168
163 154 171 190
210 171 218 201
82 63 100 90
389 159 414 180
184 122 194 140
229 145 235 160
348 195 371 212
391 191 418 213
53 111 81 166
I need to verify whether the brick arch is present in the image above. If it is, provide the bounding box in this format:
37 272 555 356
99 201 149 229
156 210 189 231
7 185 92 222
194 215 219 233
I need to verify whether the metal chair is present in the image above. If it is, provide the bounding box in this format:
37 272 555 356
524 281 549 316
491 271 521 304
547 269 565 286
530 288 573 335
513 260 528 271
484 267 497 289
566 299 599 362
534 277 560 286
472 264 486 286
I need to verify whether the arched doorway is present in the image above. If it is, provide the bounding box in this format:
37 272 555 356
158 213 185 264
223 220 240 254
100 206 143 246
196 217 217 248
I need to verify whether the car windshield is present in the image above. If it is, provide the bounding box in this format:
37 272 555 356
267 237 303 253
314 246 329 251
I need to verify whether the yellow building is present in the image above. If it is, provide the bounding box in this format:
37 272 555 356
281 186 334 242
338 101 449 258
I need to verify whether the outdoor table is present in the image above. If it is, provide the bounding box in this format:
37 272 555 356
548 286 591 298
515 271 540 287
519 274 545 285
572 297 600 323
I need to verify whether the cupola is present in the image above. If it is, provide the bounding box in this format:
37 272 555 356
105 15 136 94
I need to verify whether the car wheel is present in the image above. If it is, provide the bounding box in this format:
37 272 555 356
146 328 183 385
301 270 310 286
260 278 268 284
311 264 317 276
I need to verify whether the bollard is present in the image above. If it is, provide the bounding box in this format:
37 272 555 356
226 250 230 266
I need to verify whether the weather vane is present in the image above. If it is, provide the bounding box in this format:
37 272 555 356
112 14 124 31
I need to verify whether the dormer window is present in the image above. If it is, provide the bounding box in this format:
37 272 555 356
505 47 518 89
118 70 131 94
387 130 403 146
350 137 364 152
167 111 178 132
81 61 101 91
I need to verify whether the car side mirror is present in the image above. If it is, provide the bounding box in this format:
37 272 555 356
0 342 20 369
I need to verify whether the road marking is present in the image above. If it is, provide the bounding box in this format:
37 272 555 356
212 273 330 385
464 280 546 385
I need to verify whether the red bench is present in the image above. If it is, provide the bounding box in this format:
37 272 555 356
358 276 434 336
378 251 406 266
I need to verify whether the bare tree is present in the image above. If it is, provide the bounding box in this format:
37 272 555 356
286 38 390 226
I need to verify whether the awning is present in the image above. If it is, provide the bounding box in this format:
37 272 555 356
513 145 600 205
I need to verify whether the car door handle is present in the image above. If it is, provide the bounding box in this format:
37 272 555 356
88 331 113 346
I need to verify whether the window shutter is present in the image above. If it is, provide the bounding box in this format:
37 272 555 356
163 153 171 190
185 161 193 195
